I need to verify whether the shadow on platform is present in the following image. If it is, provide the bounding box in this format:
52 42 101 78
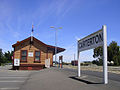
69 76 103 84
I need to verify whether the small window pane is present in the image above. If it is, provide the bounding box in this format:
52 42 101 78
35 52 40 56
21 50 27 61
21 56 26 61
35 56 40 61
22 51 27 56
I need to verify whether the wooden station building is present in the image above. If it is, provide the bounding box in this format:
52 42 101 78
12 36 65 70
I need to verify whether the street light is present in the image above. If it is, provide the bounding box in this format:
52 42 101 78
50 26 62 66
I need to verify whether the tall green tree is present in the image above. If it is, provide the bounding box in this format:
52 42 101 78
93 46 103 65
0 52 3 65
108 41 119 63
4 51 13 63
0 51 13 65
93 46 103 58
0 51 6 64
93 41 120 66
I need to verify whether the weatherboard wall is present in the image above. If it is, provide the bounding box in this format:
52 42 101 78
13 39 53 70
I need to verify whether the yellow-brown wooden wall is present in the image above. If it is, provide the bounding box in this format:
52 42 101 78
14 40 53 65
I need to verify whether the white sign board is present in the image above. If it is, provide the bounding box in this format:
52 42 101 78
78 29 103 52
28 52 33 57
60 60 62 64
45 58 50 68
14 59 20 66
77 25 108 84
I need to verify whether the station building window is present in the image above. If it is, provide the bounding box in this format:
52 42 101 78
34 51 41 63
21 50 27 62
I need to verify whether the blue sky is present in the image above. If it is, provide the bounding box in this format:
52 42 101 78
0 0 120 62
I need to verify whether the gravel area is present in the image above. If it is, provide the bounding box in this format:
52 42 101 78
0 65 12 71
1 65 120 74
63 65 120 74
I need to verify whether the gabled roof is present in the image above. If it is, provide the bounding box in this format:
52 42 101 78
12 37 65 54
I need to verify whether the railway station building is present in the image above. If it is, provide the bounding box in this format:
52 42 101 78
12 36 65 70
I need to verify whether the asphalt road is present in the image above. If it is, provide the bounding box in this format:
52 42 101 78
62 68 120 82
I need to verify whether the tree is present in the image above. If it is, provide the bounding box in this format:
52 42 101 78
93 46 103 65
0 51 6 64
0 50 13 65
113 55 119 66
93 46 103 58
0 52 2 60
0 52 3 65
93 41 120 66
108 41 120 65
4 51 13 63
117 54 120 65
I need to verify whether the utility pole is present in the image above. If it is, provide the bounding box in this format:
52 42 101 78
50 26 62 66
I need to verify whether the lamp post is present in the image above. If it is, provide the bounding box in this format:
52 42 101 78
50 26 62 66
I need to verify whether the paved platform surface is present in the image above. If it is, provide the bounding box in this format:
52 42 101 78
21 67 120 90
0 66 120 90
0 70 31 90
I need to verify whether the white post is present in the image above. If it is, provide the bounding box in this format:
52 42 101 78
74 53 75 66
103 25 108 84
55 28 57 66
78 41 81 77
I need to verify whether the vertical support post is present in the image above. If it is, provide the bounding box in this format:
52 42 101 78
55 29 57 66
103 25 108 84
61 56 63 68
74 53 75 66
78 41 81 77
50 26 62 66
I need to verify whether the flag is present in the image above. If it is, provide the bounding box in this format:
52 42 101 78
32 24 34 32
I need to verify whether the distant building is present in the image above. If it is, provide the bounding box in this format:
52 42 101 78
12 36 65 70
71 60 78 66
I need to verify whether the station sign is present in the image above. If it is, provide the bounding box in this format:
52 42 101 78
78 29 103 52
77 25 108 84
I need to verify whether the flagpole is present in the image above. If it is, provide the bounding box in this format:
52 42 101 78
31 24 34 42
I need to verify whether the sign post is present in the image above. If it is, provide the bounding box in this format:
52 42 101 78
59 56 63 68
103 25 108 84
78 42 81 77
77 25 108 84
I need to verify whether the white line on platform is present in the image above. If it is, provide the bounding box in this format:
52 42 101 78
0 87 20 90
0 80 25 82
0 77 28 79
